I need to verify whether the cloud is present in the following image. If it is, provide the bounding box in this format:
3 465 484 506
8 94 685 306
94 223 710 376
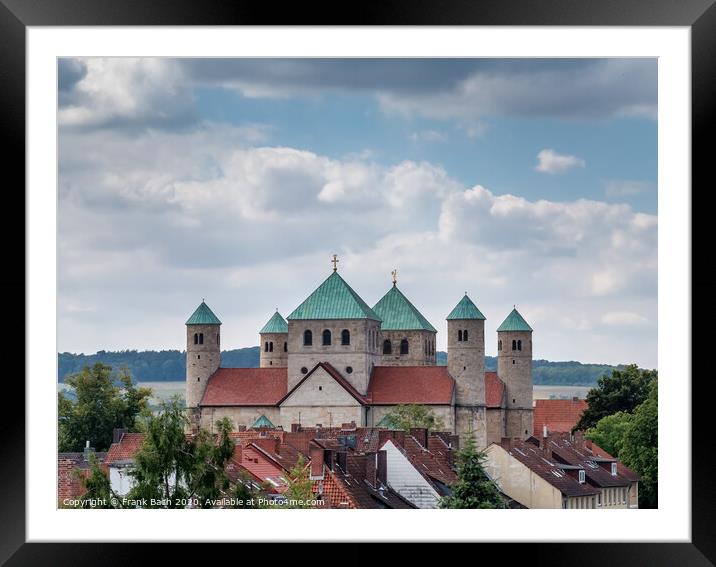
409 130 447 144
605 179 652 197
601 311 649 326
535 149 586 174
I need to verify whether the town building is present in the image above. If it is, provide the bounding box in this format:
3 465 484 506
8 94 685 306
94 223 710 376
185 259 535 449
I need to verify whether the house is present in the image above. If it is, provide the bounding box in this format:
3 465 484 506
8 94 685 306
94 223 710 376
533 398 588 437
57 445 107 503
104 431 145 496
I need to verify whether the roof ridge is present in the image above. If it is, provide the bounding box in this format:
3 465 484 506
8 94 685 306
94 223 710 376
287 272 381 321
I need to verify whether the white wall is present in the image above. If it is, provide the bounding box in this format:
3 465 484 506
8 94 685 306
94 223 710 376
382 440 440 509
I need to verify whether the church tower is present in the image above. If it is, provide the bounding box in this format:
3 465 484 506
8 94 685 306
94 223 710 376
185 301 221 411
447 294 487 448
259 310 289 368
497 307 533 439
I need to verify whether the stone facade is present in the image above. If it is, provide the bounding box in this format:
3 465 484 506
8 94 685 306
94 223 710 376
447 318 485 406
455 406 487 449
379 329 437 366
287 318 381 394
497 329 533 438
199 406 281 432
259 332 288 367
486 408 506 446
186 323 221 408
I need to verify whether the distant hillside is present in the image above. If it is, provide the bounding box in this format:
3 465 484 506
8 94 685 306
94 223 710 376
58 348 625 387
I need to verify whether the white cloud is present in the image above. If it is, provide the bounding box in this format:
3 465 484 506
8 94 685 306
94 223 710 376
602 311 650 326
535 149 586 174
605 179 652 197
409 130 447 144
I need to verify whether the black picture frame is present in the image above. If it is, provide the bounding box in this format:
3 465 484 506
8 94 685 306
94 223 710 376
5 0 714 563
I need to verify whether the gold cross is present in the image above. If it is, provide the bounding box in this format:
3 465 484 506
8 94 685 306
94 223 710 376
331 254 339 272
391 269 397 285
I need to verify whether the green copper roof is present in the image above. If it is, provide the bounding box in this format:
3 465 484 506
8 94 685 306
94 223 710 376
287 271 381 321
251 414 275 429
260 311 288 334
372 285 437 332
186 301 221 325
497 308 533 332
446 294 486 320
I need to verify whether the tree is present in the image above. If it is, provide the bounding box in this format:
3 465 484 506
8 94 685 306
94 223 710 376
619 379 658 508
282 455 315 508
231 472 269 509
585 411 633 457
126 397 235 508
383 404 445 432
439 433 505 509
77 453 121 509
574 364 656 431
58 363 152 452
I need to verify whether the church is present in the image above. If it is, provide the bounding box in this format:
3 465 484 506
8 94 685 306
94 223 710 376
184 257 534 449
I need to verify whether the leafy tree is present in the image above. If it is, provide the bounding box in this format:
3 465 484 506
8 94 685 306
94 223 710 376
574 364 656 431
439 433 505 509
126 397 235 508
585 411 633 457
282 455 315 509
77 453 121 509
231 472 269 509
620 380 658 508
58 363 153 452
383 404 445 432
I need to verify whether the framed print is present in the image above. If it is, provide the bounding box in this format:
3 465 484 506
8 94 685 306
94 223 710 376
6 0 715 563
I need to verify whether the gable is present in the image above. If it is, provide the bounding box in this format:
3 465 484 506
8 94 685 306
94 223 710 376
279 365 364 407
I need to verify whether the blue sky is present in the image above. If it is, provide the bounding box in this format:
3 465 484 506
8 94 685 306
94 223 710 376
57 58 658 367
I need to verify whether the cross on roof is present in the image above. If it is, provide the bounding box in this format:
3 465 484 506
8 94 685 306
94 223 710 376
331 254 339 272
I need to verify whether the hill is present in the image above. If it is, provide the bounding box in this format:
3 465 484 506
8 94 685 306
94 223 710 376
58 348 625 387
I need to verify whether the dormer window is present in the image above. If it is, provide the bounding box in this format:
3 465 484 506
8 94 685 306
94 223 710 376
578 470 585 484
611 462 618 476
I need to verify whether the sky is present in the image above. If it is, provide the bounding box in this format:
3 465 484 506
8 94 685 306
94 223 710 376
57 58 658 368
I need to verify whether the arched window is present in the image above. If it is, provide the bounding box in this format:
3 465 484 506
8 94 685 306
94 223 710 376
498 340 502 351
322 329 332 346
458 330 463 342
283 342 287 352
512 339 517 351
199 333 204 345
517 339 522 351
264 341 269 352
304 330 312 346
341 329 350 345
400 339 409 355
383 340 392 355
194 333 198 345
269 342 274 352
463 329 469 342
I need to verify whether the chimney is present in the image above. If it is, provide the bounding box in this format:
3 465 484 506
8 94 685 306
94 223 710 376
83 440 95 462
112 428 128 444
291 423 301 433
309 442 325 480
410 428 428 448
572 396 579 402
543 424 548 438
500 437 513 450
365 453 378 488
376 450 387 486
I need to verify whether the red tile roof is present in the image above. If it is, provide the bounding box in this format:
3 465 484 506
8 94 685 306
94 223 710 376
367 366 454 405
485 372 505 408
237 445 289 492
533 398 588 437
200 367 288 406
584 440 641 482
278 362 367 406
105 433 145 465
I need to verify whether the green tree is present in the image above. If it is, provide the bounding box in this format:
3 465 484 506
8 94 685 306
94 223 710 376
574 364 656 431
77 453 122 509
58 363 152 452
585 411 633 457
282 455 315 509
383 404 445 432
231 472 269 509
620 380 658 508
439 434 505 509
126 397 235 508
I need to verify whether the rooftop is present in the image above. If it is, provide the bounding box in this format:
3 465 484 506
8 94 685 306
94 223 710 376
186 301 221 325
533 398 588 437
446 294 486 320
259 311 288 334
201 367 288 406
496 307 532 332
287 271 381 321
372 285 437 332
368 366 454 405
